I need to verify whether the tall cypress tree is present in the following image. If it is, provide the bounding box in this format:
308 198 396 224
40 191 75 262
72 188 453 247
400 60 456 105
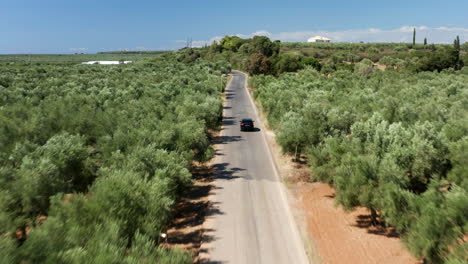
453 36 462 70
413 28 416 47
424 38 427 45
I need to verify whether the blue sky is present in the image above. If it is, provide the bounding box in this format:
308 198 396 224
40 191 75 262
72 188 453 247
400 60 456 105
1 0 468 53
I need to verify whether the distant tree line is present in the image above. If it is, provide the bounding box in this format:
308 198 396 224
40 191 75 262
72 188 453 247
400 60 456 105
195 35 466 76
97 51 169 55
185 35 321 75
0 53 165 64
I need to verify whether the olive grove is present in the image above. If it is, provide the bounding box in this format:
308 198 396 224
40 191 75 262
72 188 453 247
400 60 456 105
250 68 468 263
0 54 228 263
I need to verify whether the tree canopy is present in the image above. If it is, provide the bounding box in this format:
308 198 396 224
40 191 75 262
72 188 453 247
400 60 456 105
0 54 228 263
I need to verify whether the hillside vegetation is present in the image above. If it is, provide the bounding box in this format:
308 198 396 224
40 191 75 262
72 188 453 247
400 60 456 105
0 54 228 263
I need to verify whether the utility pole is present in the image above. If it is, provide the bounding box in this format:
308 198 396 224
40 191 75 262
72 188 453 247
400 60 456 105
185 37 193 48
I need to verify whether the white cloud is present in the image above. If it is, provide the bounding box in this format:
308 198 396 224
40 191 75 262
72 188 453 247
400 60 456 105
193 26 468 45
69 47 88 52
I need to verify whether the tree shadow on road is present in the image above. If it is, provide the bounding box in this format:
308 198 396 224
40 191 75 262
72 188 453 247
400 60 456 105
212 135 242 144
225 92 236 100
221 116 236 127
214 162 244 181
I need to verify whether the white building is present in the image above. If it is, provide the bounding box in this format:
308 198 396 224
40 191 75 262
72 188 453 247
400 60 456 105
307 36 331 43
81 61 133 65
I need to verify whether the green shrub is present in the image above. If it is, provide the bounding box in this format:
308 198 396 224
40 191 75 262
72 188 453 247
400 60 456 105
245 53 272 75
354 58 374 76
272 53 304 75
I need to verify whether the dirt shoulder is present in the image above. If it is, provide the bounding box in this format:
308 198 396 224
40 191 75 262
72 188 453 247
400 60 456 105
297 182 419 264
160 157 216 262
246 76 420 264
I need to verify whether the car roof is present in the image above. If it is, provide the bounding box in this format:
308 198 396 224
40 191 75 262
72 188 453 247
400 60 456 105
241 118 253 122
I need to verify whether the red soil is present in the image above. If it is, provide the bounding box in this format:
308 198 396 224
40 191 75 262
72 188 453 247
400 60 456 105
296 182 420 264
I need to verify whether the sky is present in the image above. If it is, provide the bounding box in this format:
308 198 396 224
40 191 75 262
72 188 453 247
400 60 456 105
1 0 468 54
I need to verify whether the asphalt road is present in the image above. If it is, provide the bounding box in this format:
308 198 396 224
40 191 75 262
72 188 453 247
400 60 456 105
205 71 309 264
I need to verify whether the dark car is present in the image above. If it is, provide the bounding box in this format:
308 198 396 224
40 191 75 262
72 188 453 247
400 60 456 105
240 118 255 131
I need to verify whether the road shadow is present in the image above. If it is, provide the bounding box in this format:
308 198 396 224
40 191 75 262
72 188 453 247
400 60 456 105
214 162 244 181
168 228 216 245
221 116 236 126
225 92 236 100
212 135 242 144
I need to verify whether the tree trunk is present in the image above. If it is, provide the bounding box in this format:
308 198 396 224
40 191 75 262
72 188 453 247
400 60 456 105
370 208 378 226
294 145 298 162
